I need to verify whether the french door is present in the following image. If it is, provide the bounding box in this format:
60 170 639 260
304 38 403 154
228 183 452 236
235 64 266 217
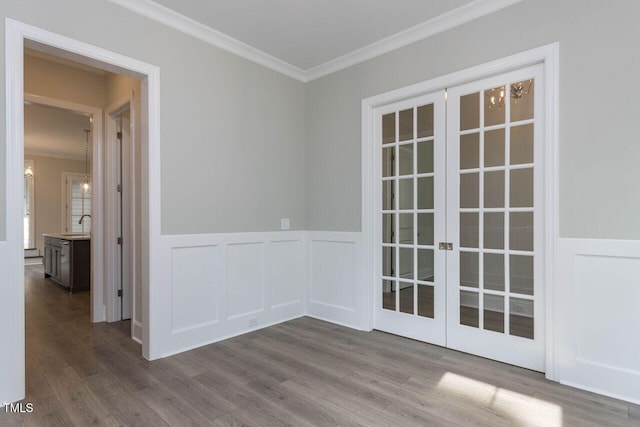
376 91 447 346
374 64 545 371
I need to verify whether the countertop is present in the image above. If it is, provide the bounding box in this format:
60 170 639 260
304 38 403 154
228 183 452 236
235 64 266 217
43 233 91 241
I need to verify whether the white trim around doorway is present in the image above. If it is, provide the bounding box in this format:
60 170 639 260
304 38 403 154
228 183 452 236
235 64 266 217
361 42 559 379
4 17 161 404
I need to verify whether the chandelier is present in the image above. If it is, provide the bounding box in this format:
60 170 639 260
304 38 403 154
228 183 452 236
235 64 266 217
488 79 533 111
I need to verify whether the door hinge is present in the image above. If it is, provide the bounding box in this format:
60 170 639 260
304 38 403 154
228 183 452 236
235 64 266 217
117 237 123 245
117 289 123 297
117 131 123 140
117 184 122 193
439 242 453 251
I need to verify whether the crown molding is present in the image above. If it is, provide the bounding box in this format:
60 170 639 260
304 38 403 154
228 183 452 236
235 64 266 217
106 0 307 81
107 0 522 83
305 0 523 81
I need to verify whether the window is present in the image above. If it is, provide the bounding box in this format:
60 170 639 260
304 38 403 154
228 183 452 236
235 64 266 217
24 159 35 249
64 173 92 234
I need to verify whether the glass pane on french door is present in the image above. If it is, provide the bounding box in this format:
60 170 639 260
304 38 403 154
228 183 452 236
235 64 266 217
375 91 446 346
446 64 545 371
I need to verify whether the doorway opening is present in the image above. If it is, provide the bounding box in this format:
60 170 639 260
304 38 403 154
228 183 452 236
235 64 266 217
4 18 161 404
20 49 140 326
22 48 140 331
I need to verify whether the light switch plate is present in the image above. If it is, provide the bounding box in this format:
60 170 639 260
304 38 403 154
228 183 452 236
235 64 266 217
281 218 290 230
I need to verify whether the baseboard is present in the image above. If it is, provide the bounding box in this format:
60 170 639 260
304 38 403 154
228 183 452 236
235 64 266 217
24 248 39 258
305 313 369 332
559 380 640 406
92 305 106 323
132 320 143 344
160 313 305 359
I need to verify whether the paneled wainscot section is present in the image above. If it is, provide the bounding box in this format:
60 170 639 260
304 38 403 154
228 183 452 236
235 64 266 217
307 231 364 329
154 231 365 358
555 238 640 404
157 232 306 357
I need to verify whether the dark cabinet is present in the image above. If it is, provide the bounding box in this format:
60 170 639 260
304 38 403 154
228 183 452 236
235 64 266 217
43 237 61 280
43 236 90 293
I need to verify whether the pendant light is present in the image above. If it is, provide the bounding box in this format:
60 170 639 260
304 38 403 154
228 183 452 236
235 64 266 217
83 129 90 193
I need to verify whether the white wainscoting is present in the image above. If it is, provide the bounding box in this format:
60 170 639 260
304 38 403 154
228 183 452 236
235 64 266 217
156 231 306 357
555 238 640 404
0 241 12 402
306 231 366 330
0 240 24 405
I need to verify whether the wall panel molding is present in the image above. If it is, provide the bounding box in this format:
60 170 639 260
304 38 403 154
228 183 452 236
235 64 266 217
157 231 306 357
555 238 640 404
306 231 366 329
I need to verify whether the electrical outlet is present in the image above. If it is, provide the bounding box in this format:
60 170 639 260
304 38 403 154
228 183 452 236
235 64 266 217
248 317 259 327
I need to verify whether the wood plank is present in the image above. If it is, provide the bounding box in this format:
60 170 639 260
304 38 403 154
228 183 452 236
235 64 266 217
49 379 119 427
10 263 638 427
84 371 170 427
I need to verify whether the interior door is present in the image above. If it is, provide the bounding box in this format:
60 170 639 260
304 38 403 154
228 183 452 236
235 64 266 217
373 64 545 371
374 91 447 346
446 64 544 371
116 113 133 321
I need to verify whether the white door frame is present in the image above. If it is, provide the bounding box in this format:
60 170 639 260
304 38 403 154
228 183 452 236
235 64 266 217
25 94 103 321
4 18 162 404
105 95 135 327
361 43 559 379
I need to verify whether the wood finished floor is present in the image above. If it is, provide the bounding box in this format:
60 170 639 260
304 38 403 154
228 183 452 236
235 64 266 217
2 265 639 426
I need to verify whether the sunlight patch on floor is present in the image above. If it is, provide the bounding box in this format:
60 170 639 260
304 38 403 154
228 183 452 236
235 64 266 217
437 372 563 427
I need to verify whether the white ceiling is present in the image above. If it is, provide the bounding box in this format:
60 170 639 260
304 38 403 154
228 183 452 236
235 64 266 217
24 103 91 160
109 0 520 80
150 0 473 70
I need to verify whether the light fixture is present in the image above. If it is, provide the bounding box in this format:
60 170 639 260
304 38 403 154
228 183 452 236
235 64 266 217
83 129 90 193
488 79 533 111
24 165 34 177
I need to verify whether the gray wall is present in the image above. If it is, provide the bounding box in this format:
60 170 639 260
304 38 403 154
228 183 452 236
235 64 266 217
305 0 640 239
0 0 306 241
3 0 640 240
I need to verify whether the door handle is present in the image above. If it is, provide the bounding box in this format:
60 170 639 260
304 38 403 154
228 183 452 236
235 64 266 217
438 242 453 250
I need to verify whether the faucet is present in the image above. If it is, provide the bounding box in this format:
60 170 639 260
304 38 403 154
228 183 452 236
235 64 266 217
79 214 92 224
